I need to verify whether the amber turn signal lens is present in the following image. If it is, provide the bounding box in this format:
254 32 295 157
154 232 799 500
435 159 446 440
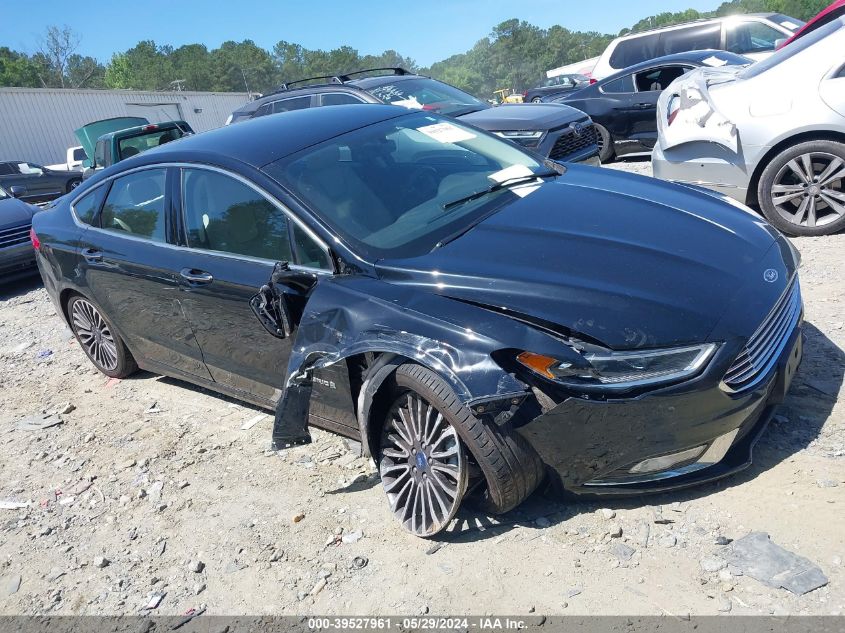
516 352 558 379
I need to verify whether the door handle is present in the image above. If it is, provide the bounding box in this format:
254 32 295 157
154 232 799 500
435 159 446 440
180 268 214 285
81 248 103 263
635 103 653 109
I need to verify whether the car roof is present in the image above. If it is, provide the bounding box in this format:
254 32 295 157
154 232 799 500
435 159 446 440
100 120 189 141
113 104 411 170
596 49 751 84
617 13 779 38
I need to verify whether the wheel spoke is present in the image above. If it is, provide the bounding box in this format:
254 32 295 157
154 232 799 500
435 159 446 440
806 196 817 228
787 158 811 184
771 184 805 206
820 192 845 216
818 159 845 186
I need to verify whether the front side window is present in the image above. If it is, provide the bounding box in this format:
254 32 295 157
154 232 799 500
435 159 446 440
368 78 486 117
73 147 88 162
181 169 293 262
634 66 692 92
273 96 312 113
739 17 840 79
321 92 366 106
100 169 167 241
264 112 547 260
72 186 107 226
726 21 784 54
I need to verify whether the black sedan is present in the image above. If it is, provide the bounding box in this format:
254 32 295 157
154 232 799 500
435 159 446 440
523 73 590 103
0 160 82 203
33 104 803 537
555 50 752 162
0 184 40 282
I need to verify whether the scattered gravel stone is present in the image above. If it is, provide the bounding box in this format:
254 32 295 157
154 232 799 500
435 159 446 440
717 594 732 613
93 556 110 568
311 578 327 595
189 560 205 573
714 536 732 546
292 512 305 523
700 556 727 573
1 575 22 596
342 530 363 544
599 508 616 520
660 534 677 548
60 402 76 415
634 522 650 548
608 524 623 538
566 587 583 599
817 479 839 488
193 583 206 595
610 542 636 561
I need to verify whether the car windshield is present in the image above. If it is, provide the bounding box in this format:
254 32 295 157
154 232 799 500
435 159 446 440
264 112 548 260
366 78 487 117
118 126 187 160
739 16 842 79
770 13 805 31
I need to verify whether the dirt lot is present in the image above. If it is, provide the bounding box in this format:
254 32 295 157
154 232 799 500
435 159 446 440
1 159 843 617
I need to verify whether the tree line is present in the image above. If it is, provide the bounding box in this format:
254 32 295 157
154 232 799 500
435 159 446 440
0 0 828 98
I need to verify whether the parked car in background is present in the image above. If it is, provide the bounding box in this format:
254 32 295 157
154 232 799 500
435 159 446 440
228 68 601 165
46 146 88 172
0 161 82 203
523 73 590 103
778 0 845 48
591 14 803 79
75 117 194 179
0 184 40 282
653 16 845 236
557 50 752 162
33 104 803 537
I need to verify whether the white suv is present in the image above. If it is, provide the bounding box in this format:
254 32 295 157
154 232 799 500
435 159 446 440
591 13 804 79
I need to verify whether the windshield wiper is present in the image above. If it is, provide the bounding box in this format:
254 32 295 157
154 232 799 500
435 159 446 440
441 171 559 211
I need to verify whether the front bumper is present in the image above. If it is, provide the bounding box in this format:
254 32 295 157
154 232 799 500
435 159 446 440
516 322 803 496
0 244 38 283
652 142 753 204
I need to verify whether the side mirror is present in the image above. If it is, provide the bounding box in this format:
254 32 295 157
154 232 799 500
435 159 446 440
774 38 787 49
8 185 26 198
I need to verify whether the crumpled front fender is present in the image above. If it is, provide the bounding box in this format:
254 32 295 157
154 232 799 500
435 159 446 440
271 274 586 450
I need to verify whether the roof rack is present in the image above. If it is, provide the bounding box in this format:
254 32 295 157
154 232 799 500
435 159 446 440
275 74 345 93
336 67 412 82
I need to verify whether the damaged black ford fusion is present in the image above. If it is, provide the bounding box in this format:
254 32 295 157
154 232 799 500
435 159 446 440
32 104 803 537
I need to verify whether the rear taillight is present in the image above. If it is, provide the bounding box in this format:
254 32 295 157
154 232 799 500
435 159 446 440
667 95 680 126
522 91 528 97
30 227 41 250
589 78 597 85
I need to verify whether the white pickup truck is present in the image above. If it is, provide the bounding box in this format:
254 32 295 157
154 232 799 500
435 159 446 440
46 146 87 172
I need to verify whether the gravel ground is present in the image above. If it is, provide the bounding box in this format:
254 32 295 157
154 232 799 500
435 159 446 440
1 159 843 617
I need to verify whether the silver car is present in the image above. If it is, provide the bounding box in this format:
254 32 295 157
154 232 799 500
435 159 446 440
652 16 845 236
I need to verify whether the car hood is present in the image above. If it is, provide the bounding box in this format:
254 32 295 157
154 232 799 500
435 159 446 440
0 197 37 229
376 165 786 350
459 103 588 131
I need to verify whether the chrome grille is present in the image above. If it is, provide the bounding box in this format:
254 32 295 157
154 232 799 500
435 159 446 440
549 124 598 161
723 278 801 391
0 223 31 249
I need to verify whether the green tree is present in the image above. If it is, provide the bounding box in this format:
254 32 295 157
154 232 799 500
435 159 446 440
104 52 132 89
0 47 40 87
211 40 277 93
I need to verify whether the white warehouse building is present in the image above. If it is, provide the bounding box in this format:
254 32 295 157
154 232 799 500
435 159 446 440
0 88 252 166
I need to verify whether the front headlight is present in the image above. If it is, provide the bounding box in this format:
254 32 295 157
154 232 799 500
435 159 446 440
517 343 717 390
494 130 544 147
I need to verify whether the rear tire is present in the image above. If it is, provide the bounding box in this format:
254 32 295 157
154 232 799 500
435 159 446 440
67 294 138 379
380 364 544 534
531 97 543 103
757 140 845 236
594 123 615 163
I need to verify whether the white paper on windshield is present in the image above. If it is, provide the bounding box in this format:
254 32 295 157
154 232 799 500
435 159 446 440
702 55 729 67
488 164 540 198
393 96 424 110
780 20 800 30
418 122 476 144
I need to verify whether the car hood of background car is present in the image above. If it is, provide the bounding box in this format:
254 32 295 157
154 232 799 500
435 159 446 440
375 166 786 350
459 103 589 131
0 197 38 229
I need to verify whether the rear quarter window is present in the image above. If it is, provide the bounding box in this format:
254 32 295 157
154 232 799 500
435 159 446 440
72 185 108 226
600 74 635 94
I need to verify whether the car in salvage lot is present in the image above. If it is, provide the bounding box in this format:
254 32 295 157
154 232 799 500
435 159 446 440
0 160 82 203
653 16 845 236
32 104 804 537
555 50 752 163
0 184 40 282
228 68 601 165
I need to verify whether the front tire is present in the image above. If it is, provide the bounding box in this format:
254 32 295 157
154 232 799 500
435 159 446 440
67 294 138 378
67 178 82 193
594 123 615 163
378 364 544 537
531 97 543 103
757 140 845 236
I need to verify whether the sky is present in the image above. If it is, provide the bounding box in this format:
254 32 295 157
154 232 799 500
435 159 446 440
2 0 720 67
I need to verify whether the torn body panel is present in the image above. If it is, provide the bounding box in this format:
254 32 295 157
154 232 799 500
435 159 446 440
270 273 589 452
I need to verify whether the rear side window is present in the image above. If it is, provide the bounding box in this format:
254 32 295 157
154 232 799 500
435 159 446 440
181 169 293 262
118 128 185 160
660 23 721 55
72 186 107 226
726 21 784 54
601 74 635 94
100 169 167 242
609 33 659 68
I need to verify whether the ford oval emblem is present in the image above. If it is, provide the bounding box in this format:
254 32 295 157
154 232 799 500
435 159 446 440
763 269 779 283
